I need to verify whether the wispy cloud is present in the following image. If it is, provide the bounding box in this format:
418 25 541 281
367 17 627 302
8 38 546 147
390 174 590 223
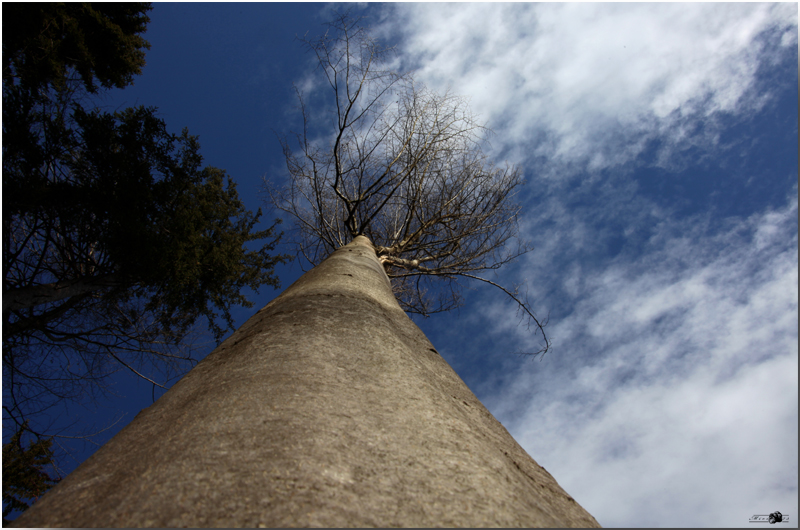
469 189 799 527
381 3 797 176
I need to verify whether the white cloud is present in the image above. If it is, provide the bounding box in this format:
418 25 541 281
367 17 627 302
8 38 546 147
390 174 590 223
382 3 797 175
543 352 798 528
475 193 798 527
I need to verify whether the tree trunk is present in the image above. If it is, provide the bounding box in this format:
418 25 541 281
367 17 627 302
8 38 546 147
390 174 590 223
12 236 600 528
3 273 122 313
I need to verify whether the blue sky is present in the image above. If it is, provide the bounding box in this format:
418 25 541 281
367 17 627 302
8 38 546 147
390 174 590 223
7 3 798 527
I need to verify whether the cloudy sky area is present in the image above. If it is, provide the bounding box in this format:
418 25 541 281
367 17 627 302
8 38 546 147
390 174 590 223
379 3 798 527
10 4 796 528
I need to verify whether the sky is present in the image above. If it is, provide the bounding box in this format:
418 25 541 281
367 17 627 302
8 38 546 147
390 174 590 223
5 3 798 528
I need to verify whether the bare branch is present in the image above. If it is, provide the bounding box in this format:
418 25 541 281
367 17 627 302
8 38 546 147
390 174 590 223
265 12 548 358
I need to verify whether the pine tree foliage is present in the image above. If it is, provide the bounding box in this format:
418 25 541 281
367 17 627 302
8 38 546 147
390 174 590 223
2 422 60 524
2 2 151 95
3 2 289 464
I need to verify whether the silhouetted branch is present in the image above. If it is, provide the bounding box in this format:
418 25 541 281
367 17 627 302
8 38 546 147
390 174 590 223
265 11 547 356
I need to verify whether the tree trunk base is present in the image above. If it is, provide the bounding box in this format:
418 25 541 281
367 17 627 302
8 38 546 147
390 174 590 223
13 237 600 528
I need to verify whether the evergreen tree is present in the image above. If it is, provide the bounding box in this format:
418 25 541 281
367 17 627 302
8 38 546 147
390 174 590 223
2 2 151 95
2 422 59 524
3 2 289 472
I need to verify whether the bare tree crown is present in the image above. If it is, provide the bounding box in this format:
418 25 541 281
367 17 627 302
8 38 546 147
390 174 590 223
266 13 549 356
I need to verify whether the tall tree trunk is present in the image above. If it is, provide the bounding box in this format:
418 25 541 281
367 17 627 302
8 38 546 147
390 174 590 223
12 236 600 527
3 273 122 313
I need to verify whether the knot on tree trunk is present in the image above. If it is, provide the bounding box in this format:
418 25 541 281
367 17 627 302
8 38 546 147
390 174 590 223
378 255 421 270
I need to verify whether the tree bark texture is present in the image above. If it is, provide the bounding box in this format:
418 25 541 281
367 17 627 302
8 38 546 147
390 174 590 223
12 236 600 528
3 273 122 313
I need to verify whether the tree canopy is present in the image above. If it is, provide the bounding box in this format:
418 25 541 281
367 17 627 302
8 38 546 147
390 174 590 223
2 422 59 524
267 13 548 355
2 2 289 479
2 2 151 95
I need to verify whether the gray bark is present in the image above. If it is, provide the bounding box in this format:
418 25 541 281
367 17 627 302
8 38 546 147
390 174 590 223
3 273 122 313
12 236 600 527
